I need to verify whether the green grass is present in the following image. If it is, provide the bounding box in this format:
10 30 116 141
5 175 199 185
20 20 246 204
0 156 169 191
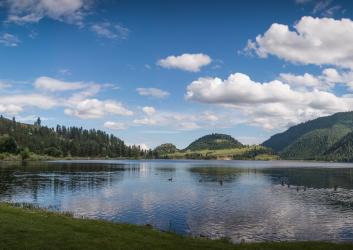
167 147 249 158
166 146 279 160
1 203 353 250
0 152 55 161
0 153 132 161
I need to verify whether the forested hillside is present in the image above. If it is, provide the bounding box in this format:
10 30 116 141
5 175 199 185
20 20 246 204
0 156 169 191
185 133 243 151
263 112 353 152
324 131 353 162
0 115 153 159
280 125 352 160
262 111 353 160
154 143 179 155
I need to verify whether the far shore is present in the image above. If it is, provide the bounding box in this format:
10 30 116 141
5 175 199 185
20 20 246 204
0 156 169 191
0 154 352 164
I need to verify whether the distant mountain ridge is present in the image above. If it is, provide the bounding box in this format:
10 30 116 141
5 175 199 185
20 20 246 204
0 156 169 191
262 111 353 160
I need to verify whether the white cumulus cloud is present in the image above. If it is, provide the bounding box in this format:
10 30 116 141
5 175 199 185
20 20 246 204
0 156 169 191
4 0 92 26
0 76 132 120
279 73 322 90
186 72 353 130
0 104 23 115
157 53 211 72
103 121 127 130
279 68 353 92
246 16 353 69
65 99 133 119
34 76 87 91
0 93 58 115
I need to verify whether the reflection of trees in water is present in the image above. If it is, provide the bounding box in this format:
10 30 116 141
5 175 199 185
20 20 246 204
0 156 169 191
0 167 16 195
261 168 353 189
188 166 353 190
189 166 246 185
0 162 143 201
260 168 353 212
155 167 176 172
188 167 353 241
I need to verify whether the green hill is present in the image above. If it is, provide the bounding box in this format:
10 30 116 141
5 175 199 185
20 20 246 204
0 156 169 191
184 133 243 151
262 111 353 160
0 115 149 159
160 133 277 160
154 143 179 155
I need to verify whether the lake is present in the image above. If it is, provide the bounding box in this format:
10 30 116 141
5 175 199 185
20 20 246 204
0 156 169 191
1 160 353 243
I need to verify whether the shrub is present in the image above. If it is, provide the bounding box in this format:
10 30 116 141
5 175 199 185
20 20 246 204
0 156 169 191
0 135 18 153
20 148 30 161
44 147 63 157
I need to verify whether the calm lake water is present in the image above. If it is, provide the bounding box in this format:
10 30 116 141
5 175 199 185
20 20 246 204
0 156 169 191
2 160 353 242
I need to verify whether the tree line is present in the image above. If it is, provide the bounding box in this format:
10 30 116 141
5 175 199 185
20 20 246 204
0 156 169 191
0 115 159 159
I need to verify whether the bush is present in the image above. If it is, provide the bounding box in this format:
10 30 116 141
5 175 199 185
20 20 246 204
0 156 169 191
0 135 18 154
44 147 63 157
20 148 30 161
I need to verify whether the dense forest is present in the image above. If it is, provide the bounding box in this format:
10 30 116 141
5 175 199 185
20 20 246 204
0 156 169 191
263 112 353 152
324 131 353 162
0 115 155 159
263 111 353 161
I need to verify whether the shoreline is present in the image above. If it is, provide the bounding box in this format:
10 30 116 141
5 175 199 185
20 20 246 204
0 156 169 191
0 156 351 163
1 203 353 250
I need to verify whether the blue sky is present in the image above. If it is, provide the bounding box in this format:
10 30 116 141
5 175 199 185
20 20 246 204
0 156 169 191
1 0 353 149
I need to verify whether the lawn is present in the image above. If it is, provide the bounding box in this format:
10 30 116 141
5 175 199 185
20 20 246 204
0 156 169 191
0 203 353 250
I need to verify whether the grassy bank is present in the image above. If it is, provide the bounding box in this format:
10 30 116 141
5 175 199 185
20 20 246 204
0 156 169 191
0 153 133 161
164 146 280 161
0 203 352 250
0 152 55 161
